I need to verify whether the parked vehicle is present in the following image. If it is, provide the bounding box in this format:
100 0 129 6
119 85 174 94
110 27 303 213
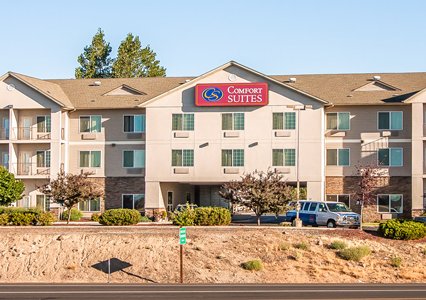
285 200 360 228
175 204 198 212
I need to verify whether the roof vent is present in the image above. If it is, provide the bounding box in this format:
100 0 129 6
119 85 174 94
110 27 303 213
185 79 191 83
93 81 102 86
288 77 297 83
373 76 381 81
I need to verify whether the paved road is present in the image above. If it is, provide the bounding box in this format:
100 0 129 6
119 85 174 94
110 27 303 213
0 284 425 299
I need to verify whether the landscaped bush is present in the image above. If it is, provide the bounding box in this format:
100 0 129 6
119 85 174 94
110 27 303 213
0 213 9 225
378 219 426 240
172 207 231 226
90 213 101 222
390 256 402 268
61 208 83 221
329 240 348 250
241 259 263 271
338 246 371 262
10 212 35 226
293 242 310 251
36 212 56 226
99 209 141 225
139 215 152 222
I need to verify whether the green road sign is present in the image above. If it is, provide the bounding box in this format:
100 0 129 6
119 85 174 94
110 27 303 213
179 227 186 245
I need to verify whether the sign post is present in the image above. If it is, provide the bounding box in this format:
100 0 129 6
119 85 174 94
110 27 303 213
179 227 186 284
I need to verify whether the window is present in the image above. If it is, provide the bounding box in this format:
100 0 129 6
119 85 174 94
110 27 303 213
172 114 194 131
222 149 244 167
123 150 145 168
308 202 318 212
273 112 296 130
79 198 100 212
326 113 350 130
222 113 244 130
122 194 145 210
80 151 101 168
272 149 296 166
36 116 51 133
377 194 403 213
378 112 403 130
326 194 350 207
326 149 350 166
36 195 50 211
36 150 51 168
378 148 403 166
124 115 145 133
80 115 101 133
172 150 194 167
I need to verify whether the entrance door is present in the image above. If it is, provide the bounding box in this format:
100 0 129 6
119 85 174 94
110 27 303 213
167 191 173 211
22 117 32 139
19 151 31 175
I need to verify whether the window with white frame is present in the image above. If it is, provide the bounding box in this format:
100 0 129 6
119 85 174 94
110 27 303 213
222 113 244 130
172 150 194 167
122 194 145 210
79 198 100 212
36 116 51 133
222 149 244 167
326 112 350 130
80 151 101 168
378 148 403 166
123 150 145 168
80 115 101 133
377 194 403 213
272 149 296 166
124 115 145 133
36 150 51 168
326 149 350 166
326 194 350 207
272 112 296 130
172 114 194 131
378 112 403 130
36 195 51 211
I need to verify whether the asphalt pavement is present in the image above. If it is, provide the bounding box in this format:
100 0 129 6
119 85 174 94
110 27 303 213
0 283 425 299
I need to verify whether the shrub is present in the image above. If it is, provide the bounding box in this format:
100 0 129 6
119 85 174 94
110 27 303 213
378 219 426 240
293 242 310 251
139 215 152 222
390 256 402 268
338 246 371 262
329 240 348 250
61 208 83 221
241 259 263 271
99 209 141 225
0 213 9 225
10 212 35 226
172 206 231 226
91 213 101 222
36 212 56 226
279 242 290 251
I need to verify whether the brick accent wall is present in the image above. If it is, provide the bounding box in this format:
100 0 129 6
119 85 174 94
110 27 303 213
105 177 146 209
326 176 412 222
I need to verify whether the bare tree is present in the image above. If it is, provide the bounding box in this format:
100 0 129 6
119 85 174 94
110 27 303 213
39 171 104 224
219 169 293 225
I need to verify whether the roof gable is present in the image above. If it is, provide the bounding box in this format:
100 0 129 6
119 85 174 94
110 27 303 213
353 81 400 92
103 84 146 96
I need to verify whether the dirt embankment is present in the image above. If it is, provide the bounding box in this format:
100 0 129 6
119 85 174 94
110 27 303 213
0 226 425 283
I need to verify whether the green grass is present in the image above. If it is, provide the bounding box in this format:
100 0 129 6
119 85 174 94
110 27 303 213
279 242 290 251
293 242 310 251
329 240 348 250
390 256 402 268
241 260 263 271
338 246 371 262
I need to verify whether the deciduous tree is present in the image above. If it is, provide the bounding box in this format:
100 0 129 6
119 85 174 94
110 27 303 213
0 166 24 206
39 171 104 224
219 169 293 225
75 28 113 79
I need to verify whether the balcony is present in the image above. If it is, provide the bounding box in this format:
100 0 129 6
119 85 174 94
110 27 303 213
0 128 9 140
11 163 50 177
11 127 51 141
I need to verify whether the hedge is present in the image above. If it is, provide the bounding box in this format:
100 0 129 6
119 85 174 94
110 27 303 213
61 208 83 221
378 219 426 240
172 207 231 226
0 207 56 226
99 208 141 225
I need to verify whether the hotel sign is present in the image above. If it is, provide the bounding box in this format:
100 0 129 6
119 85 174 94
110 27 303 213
195 83 268 106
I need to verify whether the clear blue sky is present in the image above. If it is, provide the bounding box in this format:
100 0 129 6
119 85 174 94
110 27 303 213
1 0 425 78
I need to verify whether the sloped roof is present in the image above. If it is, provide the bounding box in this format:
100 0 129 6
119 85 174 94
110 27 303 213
48 77 194 109
271 72 426 105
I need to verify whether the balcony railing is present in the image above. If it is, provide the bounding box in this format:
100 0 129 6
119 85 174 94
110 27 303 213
11 163 50 176
11 127 51 140
0 128 9 140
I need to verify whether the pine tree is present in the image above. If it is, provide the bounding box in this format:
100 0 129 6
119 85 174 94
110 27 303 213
75 28 113 79
112 33 166 78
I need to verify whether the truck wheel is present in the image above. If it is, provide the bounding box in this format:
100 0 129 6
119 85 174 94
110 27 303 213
326 220 336 228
